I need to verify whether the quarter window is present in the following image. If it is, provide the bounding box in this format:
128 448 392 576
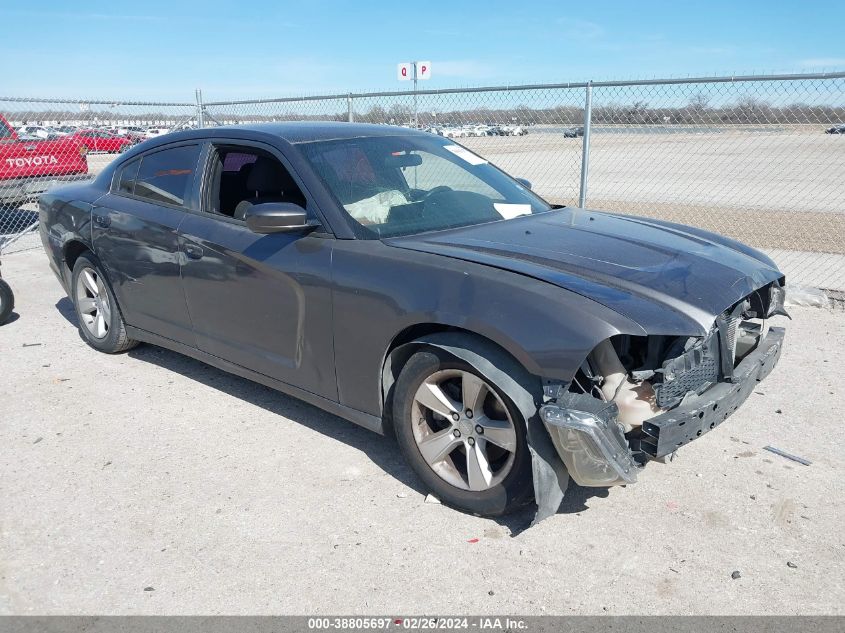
115 158 140 195
133 145 201 207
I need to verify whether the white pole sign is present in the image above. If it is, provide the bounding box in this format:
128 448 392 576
397 63 412 81
417 61 432 80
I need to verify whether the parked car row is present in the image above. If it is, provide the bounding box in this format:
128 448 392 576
14 123 177 146
426 124 531 138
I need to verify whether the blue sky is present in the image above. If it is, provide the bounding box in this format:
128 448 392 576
1 0 843 101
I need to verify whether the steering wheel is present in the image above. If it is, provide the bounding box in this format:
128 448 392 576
419 185 453 201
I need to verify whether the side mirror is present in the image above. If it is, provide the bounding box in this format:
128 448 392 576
515 178 532 190
245 202 313 234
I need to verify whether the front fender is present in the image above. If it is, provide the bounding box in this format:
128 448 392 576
331 239 648 418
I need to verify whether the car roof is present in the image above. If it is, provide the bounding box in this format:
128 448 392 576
149 121 430 146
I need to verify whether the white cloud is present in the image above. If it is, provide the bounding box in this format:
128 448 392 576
799 57 845 68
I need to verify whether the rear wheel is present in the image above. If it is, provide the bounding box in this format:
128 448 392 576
0 277 14 325
393 349 533 516
71 254 137 353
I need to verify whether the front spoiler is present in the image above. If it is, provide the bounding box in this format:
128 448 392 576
540 326 785 486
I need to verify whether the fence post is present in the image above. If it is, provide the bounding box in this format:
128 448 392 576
578 81 593 208
195 89 205 129
347 93 354 123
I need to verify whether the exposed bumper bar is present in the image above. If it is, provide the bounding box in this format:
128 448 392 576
539 326 785 486
637 326 785 458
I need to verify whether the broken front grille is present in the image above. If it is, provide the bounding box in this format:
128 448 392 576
653 327 721 409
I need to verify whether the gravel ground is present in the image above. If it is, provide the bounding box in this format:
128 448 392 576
1 244 844 616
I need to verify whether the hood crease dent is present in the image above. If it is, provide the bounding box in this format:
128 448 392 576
386 209 783 335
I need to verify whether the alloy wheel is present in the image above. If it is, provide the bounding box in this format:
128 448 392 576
75 267 111 339
411 369 517 491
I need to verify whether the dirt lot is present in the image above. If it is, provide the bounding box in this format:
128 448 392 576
1 249 844 615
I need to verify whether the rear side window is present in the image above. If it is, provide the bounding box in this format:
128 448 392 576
115 158 140 194
222 152 257 172
133 145 201 207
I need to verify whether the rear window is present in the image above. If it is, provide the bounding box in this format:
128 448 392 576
133 145 201 207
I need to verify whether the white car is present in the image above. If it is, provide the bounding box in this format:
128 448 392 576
143 127 171 139
441 127 467 138
16 125 56 139
53 125 80 137
117 126 146 136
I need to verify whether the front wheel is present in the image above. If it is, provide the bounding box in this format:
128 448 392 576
393 349 534 516
71 254 137 353
0 277 14 325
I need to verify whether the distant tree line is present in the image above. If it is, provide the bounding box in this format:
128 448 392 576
8 94 845 127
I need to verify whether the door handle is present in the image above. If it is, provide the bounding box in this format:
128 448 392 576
93 214 111 228
185 244 204 260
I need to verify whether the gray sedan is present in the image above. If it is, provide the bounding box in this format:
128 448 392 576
38 122 787 520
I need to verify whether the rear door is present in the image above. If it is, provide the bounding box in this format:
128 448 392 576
92 142 202 346
178 140 337 399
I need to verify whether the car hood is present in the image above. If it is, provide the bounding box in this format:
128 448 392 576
384 209 784 335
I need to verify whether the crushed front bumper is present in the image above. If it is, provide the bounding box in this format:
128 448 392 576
636 326 785 458
540 326 785 486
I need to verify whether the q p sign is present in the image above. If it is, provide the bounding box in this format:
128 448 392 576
397 61 432 81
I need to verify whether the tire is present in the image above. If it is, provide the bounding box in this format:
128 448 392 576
70 253 137 353
393 349 534 516
0 277 14 325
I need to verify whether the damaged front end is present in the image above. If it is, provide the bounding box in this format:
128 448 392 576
540 279 788 487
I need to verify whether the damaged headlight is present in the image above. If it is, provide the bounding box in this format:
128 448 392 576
540 403 638 487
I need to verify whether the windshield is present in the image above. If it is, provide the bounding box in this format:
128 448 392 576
298 134 551 238
0 118 13 139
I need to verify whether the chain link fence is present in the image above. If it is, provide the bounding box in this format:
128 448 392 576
3 72 844 293
0 97 196 253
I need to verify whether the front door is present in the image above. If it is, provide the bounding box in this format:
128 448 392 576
178 142 337 400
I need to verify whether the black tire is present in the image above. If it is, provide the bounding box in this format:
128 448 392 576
70 253 138 353
0 277 14 325
393 349 534 516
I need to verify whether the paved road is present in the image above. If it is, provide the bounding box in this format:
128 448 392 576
1 243 843 616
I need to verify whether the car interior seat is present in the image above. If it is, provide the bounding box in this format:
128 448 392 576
234 157 305 220
218 162 254 216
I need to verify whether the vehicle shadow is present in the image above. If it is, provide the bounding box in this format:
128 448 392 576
55 296 609 536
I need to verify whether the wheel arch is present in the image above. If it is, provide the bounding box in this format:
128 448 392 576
62 239 94 282
380 322 543 425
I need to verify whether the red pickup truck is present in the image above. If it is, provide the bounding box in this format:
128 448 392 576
0 113 90 209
